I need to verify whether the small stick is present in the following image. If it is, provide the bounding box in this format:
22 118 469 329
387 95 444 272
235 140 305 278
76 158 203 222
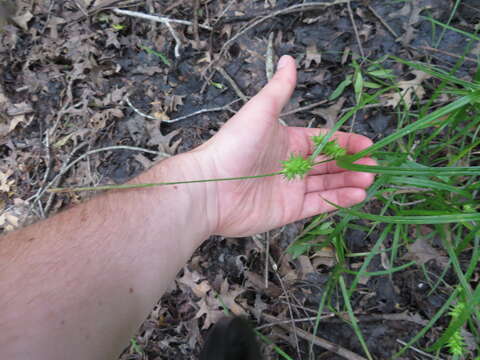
281 100 328 116
44 146 170 196
165 21 181 58
113 8 213 30
414 45 478 64
347 1 365 58
266 32 275 81
273 272 302 359
367 4 398 38
261 313 368 360
264 231 270 288
216 67 249 103
255 315 334 331
125 95 240 123
396 340 444 360
193 0 200 49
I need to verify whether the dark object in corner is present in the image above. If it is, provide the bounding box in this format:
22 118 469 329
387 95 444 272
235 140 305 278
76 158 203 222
199 317 263 360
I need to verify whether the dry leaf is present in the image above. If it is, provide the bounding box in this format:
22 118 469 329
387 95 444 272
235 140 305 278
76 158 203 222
195 298 224 329
311 97 346 128
403 237 449 267
311 245 336 268
12 10 33 31
177 268 211 298
381 70 431 108
304 43 322 68
0 169 14 192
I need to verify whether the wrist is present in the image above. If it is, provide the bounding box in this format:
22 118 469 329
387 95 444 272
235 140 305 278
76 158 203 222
132 152 219 242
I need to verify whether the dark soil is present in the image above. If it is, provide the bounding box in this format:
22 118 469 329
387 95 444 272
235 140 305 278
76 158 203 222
1 0 479 359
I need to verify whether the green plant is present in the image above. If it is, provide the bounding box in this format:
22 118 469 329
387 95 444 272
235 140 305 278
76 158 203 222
446 302 467 357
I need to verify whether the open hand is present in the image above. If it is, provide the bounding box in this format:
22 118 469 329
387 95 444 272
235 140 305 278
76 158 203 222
187 55 376 237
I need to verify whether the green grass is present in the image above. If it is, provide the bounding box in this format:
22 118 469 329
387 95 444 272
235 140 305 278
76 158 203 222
287 18 480 359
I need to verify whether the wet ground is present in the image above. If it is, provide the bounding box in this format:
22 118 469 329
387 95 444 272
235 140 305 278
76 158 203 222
1 0 479 359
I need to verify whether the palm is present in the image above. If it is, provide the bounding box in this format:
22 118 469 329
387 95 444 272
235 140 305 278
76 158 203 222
197 56 375 237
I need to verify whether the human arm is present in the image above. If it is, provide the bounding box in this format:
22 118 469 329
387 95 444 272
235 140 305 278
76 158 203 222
0 55 375 359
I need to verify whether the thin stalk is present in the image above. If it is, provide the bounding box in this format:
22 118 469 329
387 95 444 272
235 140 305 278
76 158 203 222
48 159 334 193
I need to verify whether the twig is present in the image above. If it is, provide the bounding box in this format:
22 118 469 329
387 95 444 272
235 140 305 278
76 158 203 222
261 313 368 360
165 21 181 58
264 231 270 288
274 271 302 359
125 95 239 123
280 100 328 116
73 0 89 16
347 1 365 58
367 4 398 38
396 340 443 360
255 315 334 331
413 45 479 64
389 198 427 207
216 67 248 103
43 141 90 216
41 146 169 196
193 0 200 49
112 8 213 30
215 0 236 23
125 96 160 120
220 1 350 58
266 32 275 81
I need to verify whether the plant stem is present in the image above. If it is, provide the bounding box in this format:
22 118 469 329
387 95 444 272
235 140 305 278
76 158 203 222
48 159 334 194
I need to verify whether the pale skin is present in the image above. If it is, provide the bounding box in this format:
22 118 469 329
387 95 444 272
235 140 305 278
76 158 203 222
0 55 376 359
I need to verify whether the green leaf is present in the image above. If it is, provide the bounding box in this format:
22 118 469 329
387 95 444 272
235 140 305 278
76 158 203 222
345 94 477 162
367 69 395 79
354 71 364 103
363 81 382 89
329 76 352 101
139 45 171 66
336 158 480 176
210 81 225 89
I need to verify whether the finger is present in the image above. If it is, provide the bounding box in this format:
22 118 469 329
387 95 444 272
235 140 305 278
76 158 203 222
309 156 377 176
306 170 375 193
299 188 366 219
229 55 297 125
287 127 373 156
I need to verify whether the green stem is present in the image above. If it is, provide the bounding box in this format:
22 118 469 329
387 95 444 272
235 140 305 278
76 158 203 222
48 159 336 194
48 171 282 193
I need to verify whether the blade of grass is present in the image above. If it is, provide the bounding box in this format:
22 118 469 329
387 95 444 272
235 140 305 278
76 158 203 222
339 276 373 360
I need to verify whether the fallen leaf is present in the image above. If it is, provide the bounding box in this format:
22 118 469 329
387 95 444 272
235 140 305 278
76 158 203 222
381 71 431 108
177 267 212 298
8 115 25 132
311 245 336 268
403 237 449 267
304 43 322 68
12 10 33 31
0 169 14 192
311 97 346 128
7 102 33 116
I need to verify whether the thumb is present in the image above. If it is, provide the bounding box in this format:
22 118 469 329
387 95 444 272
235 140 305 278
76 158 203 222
231 55 297 124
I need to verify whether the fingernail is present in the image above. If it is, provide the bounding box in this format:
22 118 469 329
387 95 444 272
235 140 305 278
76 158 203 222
277 55 290 70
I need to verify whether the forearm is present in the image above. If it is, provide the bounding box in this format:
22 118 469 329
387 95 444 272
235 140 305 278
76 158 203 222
0 154 213 359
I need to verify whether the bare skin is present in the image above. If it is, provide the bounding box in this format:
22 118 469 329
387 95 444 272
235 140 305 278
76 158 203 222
0 56 375 359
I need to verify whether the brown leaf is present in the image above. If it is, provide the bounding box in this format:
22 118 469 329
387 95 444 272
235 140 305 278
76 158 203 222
146 119 182 155
403 237 448 267
311 97 346 128
381 71 431 109
12 10 33 31
304 43 322 68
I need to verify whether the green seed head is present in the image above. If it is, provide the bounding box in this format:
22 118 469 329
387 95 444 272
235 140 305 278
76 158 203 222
312 135 347 158
281 154 314 180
